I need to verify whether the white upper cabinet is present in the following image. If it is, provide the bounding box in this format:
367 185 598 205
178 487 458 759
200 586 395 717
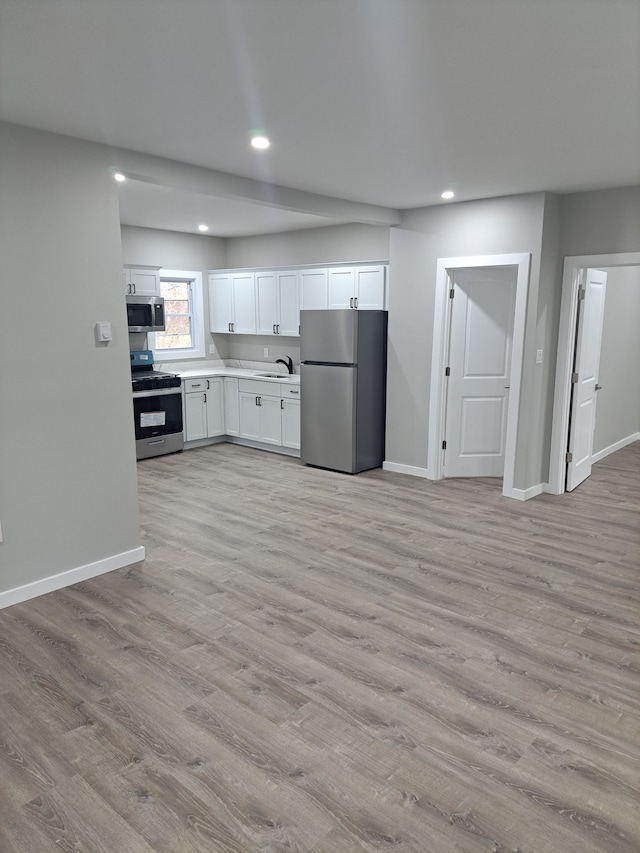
232 272 257 334
256 271 278 335
276 270 300 335
328 267 356 309
209 274 234 332
299 269 329 310
328 265 386 310
123 265 161 296
355 265 387 309
255 270 300 336
209 272 257 333
209 263 387 335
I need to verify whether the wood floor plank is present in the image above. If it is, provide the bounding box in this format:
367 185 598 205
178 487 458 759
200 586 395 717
1 441 638 852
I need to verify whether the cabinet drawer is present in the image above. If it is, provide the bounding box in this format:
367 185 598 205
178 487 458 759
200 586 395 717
239 378 281 396
184 377 211 393
280 384 301 399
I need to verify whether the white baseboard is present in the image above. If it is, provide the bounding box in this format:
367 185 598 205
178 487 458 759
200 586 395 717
0 546 145 610
592 433 640 464
383 461 432 479
505 483 544 501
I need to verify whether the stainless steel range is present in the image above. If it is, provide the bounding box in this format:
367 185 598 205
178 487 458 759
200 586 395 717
131 351 184 460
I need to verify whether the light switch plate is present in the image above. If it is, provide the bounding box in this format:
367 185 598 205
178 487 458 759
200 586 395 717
96 321 112 342
536 349 543 364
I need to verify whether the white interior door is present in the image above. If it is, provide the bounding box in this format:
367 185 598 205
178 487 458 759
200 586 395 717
566 268 607 491
444 267 516 478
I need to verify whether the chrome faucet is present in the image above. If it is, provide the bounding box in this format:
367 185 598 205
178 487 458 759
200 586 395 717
275 356 294 375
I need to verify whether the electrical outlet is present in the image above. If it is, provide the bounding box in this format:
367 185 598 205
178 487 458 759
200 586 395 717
536 349 543 364
209 344 216 355
263 348 269 357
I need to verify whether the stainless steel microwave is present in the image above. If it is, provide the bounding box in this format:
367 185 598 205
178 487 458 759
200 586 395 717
126 295 165 333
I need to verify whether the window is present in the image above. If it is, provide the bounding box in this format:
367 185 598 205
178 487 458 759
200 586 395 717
150 269 205 360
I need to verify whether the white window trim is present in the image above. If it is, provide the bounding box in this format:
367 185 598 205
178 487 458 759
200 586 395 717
149 269 205 360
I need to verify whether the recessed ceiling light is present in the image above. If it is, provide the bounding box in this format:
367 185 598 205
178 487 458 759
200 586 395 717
250 134 270 150
114 172 126 182
441 190 455 200
198 224 209 232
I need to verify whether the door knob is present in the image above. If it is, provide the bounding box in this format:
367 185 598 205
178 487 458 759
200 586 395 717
595 384 603 391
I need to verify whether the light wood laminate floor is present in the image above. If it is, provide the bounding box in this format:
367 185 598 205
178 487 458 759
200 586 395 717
1 443 639 853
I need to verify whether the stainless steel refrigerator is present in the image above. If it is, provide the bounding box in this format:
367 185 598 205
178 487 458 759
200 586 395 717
300 309 388 473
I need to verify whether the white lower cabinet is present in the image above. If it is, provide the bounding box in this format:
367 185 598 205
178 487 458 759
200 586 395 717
239 391 282 445
184 374 300 455
223 377 239 436
281 398 300 449
184 377 224 441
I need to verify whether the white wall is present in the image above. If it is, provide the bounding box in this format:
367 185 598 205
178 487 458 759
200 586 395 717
593 266 640 454
387 193 548 489
0 123 141 597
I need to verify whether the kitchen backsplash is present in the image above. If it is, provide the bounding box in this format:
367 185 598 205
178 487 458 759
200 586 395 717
157 336 301 375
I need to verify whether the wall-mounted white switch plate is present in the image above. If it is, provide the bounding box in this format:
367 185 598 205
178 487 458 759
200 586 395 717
263 348 269 357
536 349 543 364
0 519 3 542
95 321 112 342
209 344 216 355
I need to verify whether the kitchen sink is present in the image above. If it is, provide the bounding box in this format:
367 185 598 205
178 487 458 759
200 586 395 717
256 372 297 380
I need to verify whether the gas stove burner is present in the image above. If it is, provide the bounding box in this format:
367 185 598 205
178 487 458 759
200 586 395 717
131 371 182 393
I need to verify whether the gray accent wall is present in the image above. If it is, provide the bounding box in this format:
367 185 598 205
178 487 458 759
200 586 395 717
560 186 640 256
387 192 548 489
0 122 141 594
226 223 390 269
121 224 230 360
121 225 226 278
593 266 640 454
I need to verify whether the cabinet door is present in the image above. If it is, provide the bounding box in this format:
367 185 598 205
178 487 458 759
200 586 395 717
185 392 207 442
128 268 161 296
239 392 261 440
277 271 300 336
205 378 225 437
209 274 233 332
231 273 256 334
299 269 328 310
255 271 278 335
258 396 282 445
354 265 386 310
223 377 239 436
281 398 300 449
328 267 356 309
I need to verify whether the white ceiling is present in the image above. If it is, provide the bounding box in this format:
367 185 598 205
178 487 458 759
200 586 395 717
1 0 638 237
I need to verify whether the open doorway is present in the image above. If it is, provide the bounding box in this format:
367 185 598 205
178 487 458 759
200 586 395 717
549 252 640 494
428 253 531 500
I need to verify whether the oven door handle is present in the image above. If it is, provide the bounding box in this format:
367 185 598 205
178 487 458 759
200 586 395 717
132 388 182 399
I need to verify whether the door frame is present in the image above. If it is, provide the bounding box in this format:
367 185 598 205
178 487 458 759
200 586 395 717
427 253 531 499
548 252 640 495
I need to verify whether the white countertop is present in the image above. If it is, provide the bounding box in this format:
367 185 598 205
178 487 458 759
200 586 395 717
175 366 300 385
